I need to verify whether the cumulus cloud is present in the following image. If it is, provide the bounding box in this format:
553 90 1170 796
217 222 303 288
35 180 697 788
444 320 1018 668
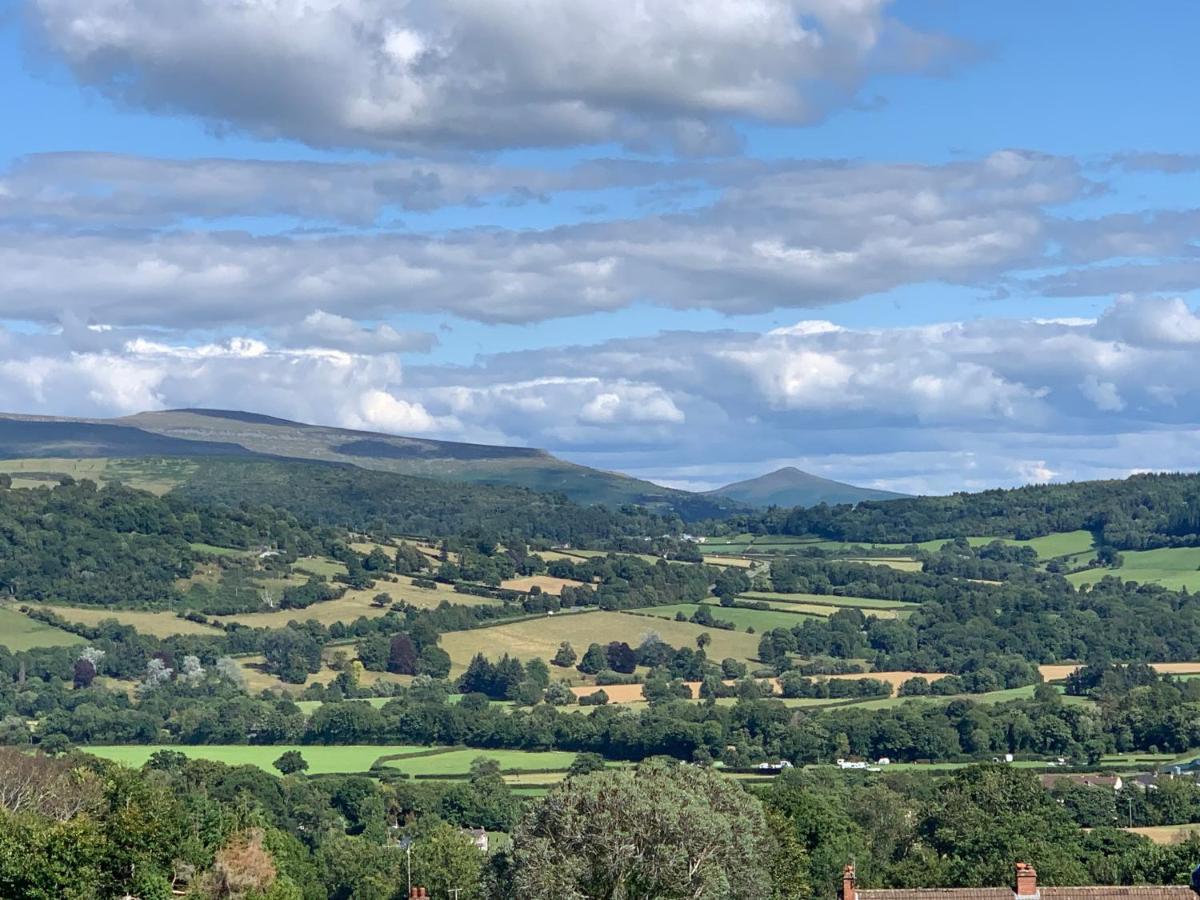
0 151 1100 328
25 0 962 153
276 311 436 354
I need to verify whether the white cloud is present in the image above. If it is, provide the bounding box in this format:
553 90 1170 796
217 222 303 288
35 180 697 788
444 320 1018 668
278 311 436 354
0 152 1097 328
26 0 961 152
350 390 439 433
1079 375 1125 412
1093 295 1200 346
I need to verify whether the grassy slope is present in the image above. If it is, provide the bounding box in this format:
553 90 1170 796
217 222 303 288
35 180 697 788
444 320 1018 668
1069 546 1200 590
630 602 827 630
0 606 85 650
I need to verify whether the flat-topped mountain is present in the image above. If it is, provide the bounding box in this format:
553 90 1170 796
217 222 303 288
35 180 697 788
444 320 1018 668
0 408 734 515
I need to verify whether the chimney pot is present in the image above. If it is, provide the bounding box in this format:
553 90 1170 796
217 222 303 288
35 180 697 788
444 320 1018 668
1016 862 1039 899
842 863 857 900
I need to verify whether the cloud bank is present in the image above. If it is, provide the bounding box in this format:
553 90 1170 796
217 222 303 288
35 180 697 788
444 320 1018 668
3 296 1200 494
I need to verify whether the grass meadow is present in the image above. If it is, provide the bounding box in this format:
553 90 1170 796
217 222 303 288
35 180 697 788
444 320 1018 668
1068 546 1200 591
40 605 225 637
0 605 86 651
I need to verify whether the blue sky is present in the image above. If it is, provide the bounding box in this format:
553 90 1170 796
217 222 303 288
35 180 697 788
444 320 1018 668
1 1 1199 493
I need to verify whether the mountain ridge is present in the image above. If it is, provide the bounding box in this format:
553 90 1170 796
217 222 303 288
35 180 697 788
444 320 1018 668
0 408 737 517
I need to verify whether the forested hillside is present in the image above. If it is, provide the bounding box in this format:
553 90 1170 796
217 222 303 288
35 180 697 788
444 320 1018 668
174 458 677 542
715 472 1200 549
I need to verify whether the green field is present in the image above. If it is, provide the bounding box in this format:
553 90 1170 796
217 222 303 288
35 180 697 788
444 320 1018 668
740 591 916 610
630 602 824 631
87 744 428 774
380 748 580 776
706 530 1094 562
294 556 349 578
1068 546 1200 590
0 606 86 650
89 743 582 778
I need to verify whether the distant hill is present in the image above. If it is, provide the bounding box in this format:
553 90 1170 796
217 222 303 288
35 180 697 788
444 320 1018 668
708 466 908 508
0 409 738 518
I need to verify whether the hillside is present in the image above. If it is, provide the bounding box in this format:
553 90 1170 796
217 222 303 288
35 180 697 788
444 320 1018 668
709 466 908 508
0 409 736 517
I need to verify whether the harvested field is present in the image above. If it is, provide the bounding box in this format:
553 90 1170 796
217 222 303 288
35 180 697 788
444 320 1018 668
570 670 949 703
439 610 761 677
501 575 584 595
40 605 225 637
1039 662 1200 682
702 555 755 568
1122 825 1200 845
215 580 499 629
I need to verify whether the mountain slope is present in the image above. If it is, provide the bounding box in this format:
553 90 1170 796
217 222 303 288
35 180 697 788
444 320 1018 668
708 466 908 508
0 409 738 516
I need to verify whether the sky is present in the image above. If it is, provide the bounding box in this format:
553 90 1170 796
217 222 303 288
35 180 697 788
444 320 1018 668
1 0 1200 494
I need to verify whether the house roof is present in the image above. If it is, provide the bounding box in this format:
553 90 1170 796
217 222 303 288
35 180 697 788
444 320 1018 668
856 888 1194 900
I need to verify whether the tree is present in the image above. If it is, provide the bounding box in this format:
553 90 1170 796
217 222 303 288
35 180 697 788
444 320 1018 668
544 681 576 706
262 628 322 684
566 753 606 778
552 642 577 667
73 658 96 690
576 643 608 675
199 828 280 899
697 632 712 651
458 654 497 696
766 809 811 900
388 634 419 675
410 820 485 900
0 474 11 490
605 641 637 674
273 751 309 776
510 760 773 899
418 645 452 679
357 634 390 672
525 657 551 688
920 765 1090 887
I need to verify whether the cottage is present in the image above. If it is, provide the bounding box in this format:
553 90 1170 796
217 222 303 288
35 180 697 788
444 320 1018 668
462 827 488 853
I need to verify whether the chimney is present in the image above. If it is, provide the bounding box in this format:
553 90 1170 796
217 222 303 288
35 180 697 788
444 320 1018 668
409 889 428 900
1015 863 1039 900
842 864 857 900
